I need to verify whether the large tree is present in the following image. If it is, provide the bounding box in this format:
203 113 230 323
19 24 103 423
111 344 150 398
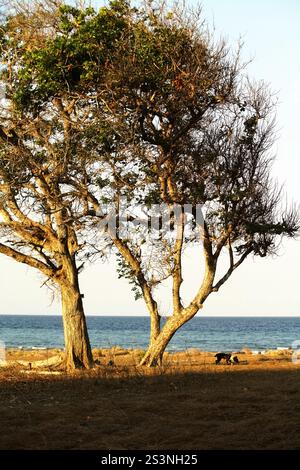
104 1 299 365
71 1 298 365
0 1 101 370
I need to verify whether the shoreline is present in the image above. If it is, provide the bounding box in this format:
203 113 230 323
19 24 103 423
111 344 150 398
1 345 293 353
1 314 299 319
1 345 296 370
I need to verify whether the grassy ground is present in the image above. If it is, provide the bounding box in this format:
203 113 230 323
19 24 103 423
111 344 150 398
0 348 299 450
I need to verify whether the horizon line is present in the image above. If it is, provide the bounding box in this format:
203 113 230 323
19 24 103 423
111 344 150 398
0 313 299 318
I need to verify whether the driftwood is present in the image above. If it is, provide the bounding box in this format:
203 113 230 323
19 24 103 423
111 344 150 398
18 354 64 369
0 354 64 369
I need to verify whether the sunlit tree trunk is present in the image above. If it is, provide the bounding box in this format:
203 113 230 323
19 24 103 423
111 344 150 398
140 316 180 366
60 257 93 370
61 286 93 370
140 263 215 367
148 311 163 365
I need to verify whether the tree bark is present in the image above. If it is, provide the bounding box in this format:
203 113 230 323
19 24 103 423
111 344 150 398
61 287 93 370
61 284 93 370
140 316 183 366
140 258 216 367
150 312 161 344
149 312 163 365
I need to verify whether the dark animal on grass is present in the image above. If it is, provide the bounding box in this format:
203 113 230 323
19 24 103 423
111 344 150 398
215 352 232 364
214 353 240 365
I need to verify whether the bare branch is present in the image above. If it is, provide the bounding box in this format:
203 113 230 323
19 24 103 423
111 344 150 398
0 242 56 278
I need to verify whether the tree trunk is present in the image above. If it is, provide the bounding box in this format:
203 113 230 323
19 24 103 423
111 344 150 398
140 316 182 366
61 284 93 370
140 231 216 367
149 312 163 365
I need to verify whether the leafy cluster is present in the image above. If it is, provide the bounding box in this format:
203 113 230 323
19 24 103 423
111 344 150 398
116 252 143 300
2 1 131 112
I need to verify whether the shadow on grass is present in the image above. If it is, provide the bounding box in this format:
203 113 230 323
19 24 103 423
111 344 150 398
0 365 299 450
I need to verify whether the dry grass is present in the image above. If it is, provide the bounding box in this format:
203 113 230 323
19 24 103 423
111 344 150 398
0 348 299 450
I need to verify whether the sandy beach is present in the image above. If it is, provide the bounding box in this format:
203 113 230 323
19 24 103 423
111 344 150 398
0 347 299 450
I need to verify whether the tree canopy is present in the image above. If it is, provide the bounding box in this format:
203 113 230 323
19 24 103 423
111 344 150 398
1 0 299 367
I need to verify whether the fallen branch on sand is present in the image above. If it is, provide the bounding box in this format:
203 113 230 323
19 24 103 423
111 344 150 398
12 354 64 370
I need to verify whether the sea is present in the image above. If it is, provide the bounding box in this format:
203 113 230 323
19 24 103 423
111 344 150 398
0 315 299 353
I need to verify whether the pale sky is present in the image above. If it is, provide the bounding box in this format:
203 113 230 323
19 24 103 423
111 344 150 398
0 0 299 316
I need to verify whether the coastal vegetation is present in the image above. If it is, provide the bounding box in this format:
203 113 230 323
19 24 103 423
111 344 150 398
0 0 299 370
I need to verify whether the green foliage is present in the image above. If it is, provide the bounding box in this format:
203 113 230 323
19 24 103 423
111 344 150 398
8 0 132 111
116 252 142 300
4 0 210 117
1 0 297 266
96 176 110 189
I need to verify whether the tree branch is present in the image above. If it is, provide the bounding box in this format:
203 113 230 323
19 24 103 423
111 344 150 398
213 224 233 259
110 232 159 319
212 246 253 292
172 210 184 313
0 242 56 278
182 222 216 317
